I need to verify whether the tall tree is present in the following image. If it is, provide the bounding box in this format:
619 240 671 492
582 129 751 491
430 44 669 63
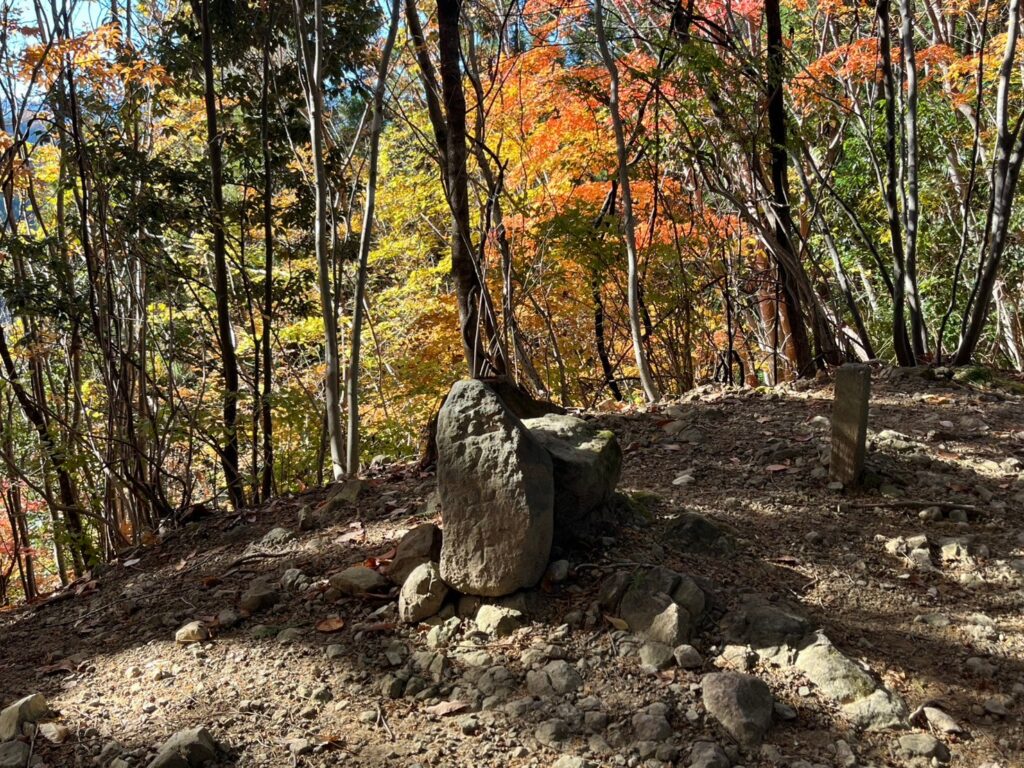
294 0 346 479
594 0 660 402
346 0 401 476
193 0 246 508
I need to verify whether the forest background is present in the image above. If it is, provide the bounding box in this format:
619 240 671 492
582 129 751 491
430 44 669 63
0 0 1022 601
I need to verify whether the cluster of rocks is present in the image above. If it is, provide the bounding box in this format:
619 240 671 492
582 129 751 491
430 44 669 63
330 378 625 630
720 598 908 731
0 690 224 768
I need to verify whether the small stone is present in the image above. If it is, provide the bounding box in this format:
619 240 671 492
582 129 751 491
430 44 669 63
0 694 48 741
922 706 962 734
381 674 406 699
475 605 524 637
689 741 729 768
702 671 774 750
639 642 675 670
773 702 797 720
632 711 671 741
535 718 569 748
982 695 1012 717
288 738 313 756
174 621 209 644
552 757 593 768
386 523 442 586
399 562 449 623
546 559 571 583
326 644 344 660
147 726 220 768
674 644 703 669
276 627 303 644
240 583 280 613
897 733 950 764
0 742 29 768
329 566 389 595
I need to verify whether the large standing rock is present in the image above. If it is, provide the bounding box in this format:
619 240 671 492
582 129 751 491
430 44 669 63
702 672 774 750
437 380 554 596
520 414 621 540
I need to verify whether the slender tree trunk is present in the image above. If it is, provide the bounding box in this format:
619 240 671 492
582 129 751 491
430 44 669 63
899 0 928 356
436 0 502 378
346 0 400 477
764 0 816 377
259 14 274 501
295 0 345 478
194 0 246 508
877 0 916 365
594 0 660 402
954 0 1024 363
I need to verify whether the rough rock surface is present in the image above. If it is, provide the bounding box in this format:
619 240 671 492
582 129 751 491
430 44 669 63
436 380 554 596
521 414 621 540
702 671 774 750
328 566 389 595
601 566 704 646
386 523 442 586
398 562 448 623
0 693 47 742
147 727 220 768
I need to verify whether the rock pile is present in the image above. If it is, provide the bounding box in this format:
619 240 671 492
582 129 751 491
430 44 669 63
436 379 622 598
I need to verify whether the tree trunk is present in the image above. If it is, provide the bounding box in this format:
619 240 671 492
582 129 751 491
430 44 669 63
194 0 246 508
346 0 401 476
259 12 274 501
954 0 1024 363
877 0 916 365
295 0 346 478
594 0 660 402
436 0 502 378
764 0 816 377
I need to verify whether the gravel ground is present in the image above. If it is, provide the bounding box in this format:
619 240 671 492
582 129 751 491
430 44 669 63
0 366 1021 768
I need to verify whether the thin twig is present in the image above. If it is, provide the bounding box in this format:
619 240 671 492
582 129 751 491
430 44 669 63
375 703 395 741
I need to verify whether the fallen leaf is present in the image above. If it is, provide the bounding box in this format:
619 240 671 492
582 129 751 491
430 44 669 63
425 700 467 716
765 464 790 473
316 616 346 633
38 659 77 675
122 558 141 567
603 614 628 630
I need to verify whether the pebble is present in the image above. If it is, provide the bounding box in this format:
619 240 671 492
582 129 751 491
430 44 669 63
174 621 209 644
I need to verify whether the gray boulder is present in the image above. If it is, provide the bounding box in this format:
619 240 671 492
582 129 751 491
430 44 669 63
147 727 220 768
386 523 442 586
398 562 448 623
521 414 621 540
437 380 554 596
702 672 774 750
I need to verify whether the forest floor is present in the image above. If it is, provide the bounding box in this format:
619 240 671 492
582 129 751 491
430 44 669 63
1 367 1022 768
